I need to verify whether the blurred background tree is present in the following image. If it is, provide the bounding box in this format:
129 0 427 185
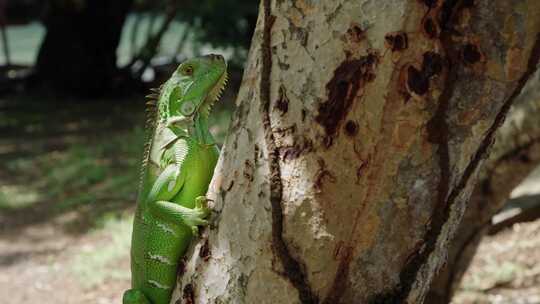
175 0 257 61
35 0 133 97
0 0 257 97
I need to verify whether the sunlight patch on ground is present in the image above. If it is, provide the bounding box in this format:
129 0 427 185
0 184 41 209
70 214 133 287
455 220 540 303
511 165 540 198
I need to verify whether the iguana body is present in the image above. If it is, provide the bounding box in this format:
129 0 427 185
123 54 228 304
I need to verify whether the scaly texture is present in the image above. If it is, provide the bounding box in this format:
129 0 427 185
123 54 228 304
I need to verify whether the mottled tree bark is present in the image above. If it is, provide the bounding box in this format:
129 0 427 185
426 67 540 304
172 1 540 303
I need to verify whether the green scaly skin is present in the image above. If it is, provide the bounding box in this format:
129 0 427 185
123 54 228 304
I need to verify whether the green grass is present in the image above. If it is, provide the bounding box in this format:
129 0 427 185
0 184 40 209
0 126 145 213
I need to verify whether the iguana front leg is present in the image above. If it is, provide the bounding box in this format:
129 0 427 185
146 163 185 203
146 160 210 234
150 197 210 234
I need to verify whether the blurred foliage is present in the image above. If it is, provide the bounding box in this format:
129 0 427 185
177 0 258 50
2 0 256 92
133 0 257 48
131 0 258 64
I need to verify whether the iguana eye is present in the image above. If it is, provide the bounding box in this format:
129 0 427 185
181 65 194 76
180 101 195 115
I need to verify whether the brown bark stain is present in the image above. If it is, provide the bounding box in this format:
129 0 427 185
404 51 445 98
347 23 366 44
274 124 297 139
273 123 315 161
314 158 337 191
458 38 488 74
279 137 314 161
344 120 359 137
224 180 234 192
355 158 369 185
343 23 367 55
461 43 483 65
275 85 289 114
505 47 525 81
316 52 379 145
199 239 211 262
422 13 440 39
243 159 254 183
177 257 187 277
385 32 409 52
182 283 195 304
254 144 261 164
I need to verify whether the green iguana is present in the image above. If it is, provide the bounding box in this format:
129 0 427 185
123 54 228 304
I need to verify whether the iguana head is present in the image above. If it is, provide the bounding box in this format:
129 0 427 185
156 54 228 143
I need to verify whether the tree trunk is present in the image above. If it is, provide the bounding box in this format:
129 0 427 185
426 67 540 303
35 0 132 97
172 1 540 303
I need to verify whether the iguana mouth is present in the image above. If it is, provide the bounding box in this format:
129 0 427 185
201 69 228 117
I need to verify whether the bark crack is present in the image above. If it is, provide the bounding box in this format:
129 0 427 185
389 2 461 301
260 1 318 303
